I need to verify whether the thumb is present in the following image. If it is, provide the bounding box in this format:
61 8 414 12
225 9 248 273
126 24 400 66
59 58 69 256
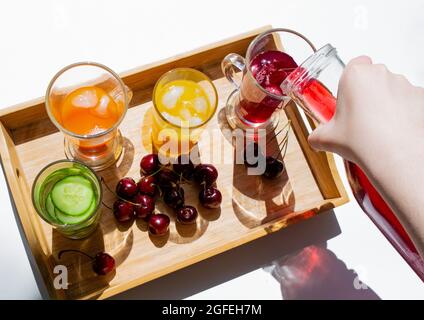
308 121 336 153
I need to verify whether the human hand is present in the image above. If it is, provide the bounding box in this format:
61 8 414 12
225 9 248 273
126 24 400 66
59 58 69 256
308 56 424 168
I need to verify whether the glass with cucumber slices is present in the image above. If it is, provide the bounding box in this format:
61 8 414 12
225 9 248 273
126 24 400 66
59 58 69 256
32 160 102 239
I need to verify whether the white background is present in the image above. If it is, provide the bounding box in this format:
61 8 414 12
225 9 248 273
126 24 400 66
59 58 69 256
0 0 423 299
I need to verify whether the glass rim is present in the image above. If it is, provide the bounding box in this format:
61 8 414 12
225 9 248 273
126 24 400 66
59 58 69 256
45 61 129 140
31 159 103 227
245 27 317 100
152 67 218 129
281 44 337 93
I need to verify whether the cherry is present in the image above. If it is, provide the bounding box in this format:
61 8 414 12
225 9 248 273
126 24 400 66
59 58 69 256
138 175 156 196
176 205 198 224
116 177 138 199
132 194 155 219
113 200 135 222
163 187 184 209
140 153 160 175
199 186 222 209
148 214 170 236
92 252 116 275
263 156 285 179
194 164 218 186
58 250 115 276
173 154 195 181
243 142 264 167
157 169 179 190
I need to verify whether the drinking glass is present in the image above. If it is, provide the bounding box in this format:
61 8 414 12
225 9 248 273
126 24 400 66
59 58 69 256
221 28 315 131
32 160 102 239
46 62 132 171
152 68 218 158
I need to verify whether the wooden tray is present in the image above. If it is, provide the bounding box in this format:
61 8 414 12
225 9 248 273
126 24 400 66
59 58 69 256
0 26 348 300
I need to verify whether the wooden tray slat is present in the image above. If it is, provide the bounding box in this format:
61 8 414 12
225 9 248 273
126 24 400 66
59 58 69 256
0 26 348 300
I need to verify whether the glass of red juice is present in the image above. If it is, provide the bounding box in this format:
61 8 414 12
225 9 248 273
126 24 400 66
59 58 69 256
221 28 316 131
282 44 424 281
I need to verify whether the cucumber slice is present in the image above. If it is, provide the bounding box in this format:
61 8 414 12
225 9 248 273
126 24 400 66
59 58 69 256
51 176 94 216
55 199 96 225
45 194 58 222
66 167 83 176
60 175 93 188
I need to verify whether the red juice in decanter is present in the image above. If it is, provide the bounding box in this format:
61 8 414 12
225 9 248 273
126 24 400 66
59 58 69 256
237 50 298 124
299 79 417 252
283 44 424 281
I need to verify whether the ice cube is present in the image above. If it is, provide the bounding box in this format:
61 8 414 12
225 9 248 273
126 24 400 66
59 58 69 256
179 108 192 121
162 112 181 126
72 89 98 108
162 86 184 109
193 97 207 114
93 95 111 118
88 125 106 135
189 116 203 127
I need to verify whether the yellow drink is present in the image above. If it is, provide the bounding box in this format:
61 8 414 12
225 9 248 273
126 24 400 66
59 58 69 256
152 69 217 158
155 80 212 126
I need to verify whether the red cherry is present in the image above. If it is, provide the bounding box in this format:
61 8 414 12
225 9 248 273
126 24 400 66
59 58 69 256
148 214 170 236
176 205 198 224
194 164 218 186
173 154 195 180
138 175 156 196
116 177 138 199
140 154 160 175
163 187 184 209
157 169 179 190
92 252 116 275
199 186 222 209
263 156 285 179
58 250 115 276
113 200 135 222
132 193 155 219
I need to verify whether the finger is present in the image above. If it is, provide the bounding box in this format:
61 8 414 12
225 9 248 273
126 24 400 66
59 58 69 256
308 123 334 152
347 55 372 68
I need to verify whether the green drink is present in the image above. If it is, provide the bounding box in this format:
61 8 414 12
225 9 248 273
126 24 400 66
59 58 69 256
32 160 102 239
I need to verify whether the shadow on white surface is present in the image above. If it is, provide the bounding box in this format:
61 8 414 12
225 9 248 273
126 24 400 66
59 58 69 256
110 210 375 300
265 243 380 299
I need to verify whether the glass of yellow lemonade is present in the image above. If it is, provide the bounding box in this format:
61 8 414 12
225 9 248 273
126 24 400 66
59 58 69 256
152 68 218 158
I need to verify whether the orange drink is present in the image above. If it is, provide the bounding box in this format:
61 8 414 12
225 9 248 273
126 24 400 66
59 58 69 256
46 62 131 170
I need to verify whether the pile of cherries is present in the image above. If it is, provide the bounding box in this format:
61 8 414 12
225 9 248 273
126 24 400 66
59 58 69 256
112 153 222 236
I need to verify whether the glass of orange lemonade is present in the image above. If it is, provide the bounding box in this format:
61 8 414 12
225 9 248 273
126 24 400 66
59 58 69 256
46 62 131 170
152 68 218 158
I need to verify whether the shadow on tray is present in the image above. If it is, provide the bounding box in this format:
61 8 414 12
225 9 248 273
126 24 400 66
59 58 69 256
110 208 379 300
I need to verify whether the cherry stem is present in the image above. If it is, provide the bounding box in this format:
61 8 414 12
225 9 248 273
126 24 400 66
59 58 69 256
201 181 207 191
267 120 291 146
157 185 164 197
178 172 192 184
272 123 291 159
146 167 162 178
102 201 112 210
58 249 94 261
100 177 142 207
